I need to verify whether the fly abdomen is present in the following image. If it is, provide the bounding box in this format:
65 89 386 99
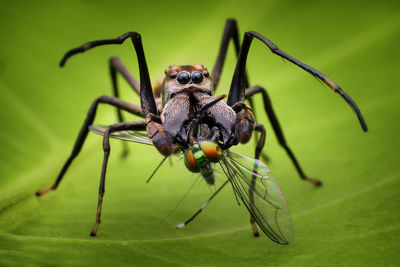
199 161 215 185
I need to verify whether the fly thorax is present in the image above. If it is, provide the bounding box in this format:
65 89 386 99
184 142 222 185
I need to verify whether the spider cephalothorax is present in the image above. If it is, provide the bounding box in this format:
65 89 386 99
145 63 255 156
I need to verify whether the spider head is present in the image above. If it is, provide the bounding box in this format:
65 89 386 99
163 64 214 102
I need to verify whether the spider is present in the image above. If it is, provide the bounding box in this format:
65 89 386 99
36 19 367 242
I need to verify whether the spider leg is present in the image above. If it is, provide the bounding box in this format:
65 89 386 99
109 57 140 97
60 32 158 116
109 57 141 158
211 19 249 91
246 86 321 186
90 121 146 237
248 123 267 237
227 31 368 132
35 96 144 197
211 20 262 155
109 57 164 156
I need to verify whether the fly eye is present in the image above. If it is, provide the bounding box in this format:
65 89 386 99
191 71 203 84
184 149 200 172
200 141 222 163
177 72 190 84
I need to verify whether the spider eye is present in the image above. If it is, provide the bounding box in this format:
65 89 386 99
200 141 222 163
191 71 203 84
169 73 177 79
177 72 190 84
184 149 200 172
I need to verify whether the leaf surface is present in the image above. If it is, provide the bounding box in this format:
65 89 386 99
0 1 399 266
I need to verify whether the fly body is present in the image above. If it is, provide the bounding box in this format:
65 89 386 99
184 143 215 185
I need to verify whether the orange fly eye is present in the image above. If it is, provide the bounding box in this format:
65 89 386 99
184 149 200 173
200 141 222 163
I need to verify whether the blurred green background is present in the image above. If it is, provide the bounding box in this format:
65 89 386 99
0 0 399 266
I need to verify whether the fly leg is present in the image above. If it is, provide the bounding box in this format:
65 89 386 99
246 86 322 186
91 121 146 236
35 96 144 196
176 180 230 229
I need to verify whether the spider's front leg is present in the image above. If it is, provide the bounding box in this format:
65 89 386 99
60 31 165 157
227 28 368 187
227 31 367 131
60 31 173 156
59 31 157 118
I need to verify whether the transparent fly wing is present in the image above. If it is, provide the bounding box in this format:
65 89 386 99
89 125 153 145
220 150 293 244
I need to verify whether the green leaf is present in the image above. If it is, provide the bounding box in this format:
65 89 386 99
1 0 399 266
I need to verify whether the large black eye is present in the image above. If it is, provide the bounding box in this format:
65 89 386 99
191 71 203 84
177 72 190 84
